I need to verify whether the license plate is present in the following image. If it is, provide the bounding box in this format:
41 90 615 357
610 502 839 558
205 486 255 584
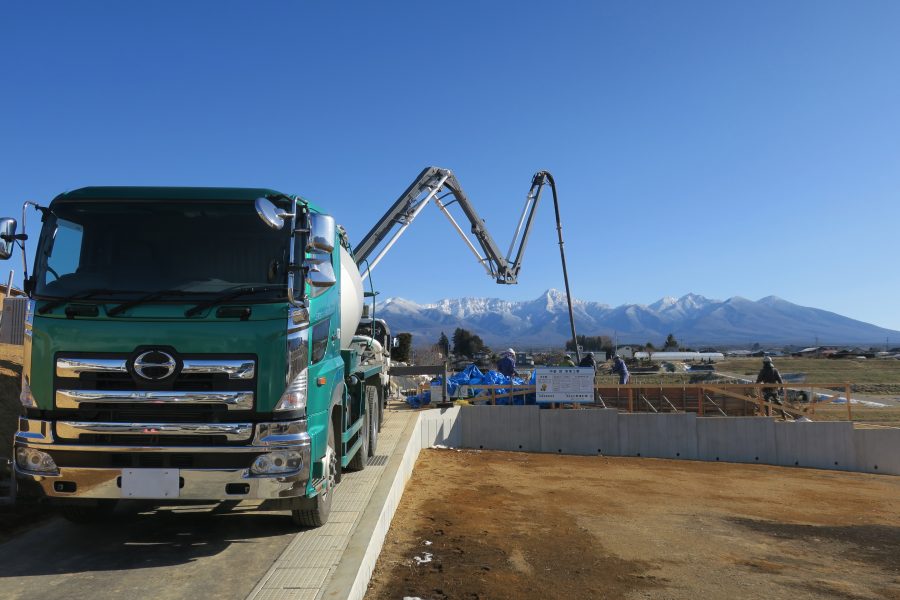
121 469 180 499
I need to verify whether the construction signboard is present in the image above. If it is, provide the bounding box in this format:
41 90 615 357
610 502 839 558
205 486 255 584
535 367 595 403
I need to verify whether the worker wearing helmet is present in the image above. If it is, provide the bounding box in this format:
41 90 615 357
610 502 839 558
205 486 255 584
611 354 629 384
578 351 597 371
756 356 788 419
496 348 518 378
561 353 576 367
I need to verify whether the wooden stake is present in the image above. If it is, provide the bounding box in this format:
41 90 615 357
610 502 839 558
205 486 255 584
845 383 852 421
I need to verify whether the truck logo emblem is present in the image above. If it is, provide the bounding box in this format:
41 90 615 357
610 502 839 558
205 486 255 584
133 350 178 380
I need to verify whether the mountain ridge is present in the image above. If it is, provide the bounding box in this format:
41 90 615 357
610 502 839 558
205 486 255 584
377 289 900 347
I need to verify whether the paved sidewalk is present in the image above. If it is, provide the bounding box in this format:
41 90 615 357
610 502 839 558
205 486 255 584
247 406 418 600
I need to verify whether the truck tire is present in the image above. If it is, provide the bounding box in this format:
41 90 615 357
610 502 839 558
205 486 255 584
60 500 117 524
379 385 387 432
366 385 379 456
346 400 369 472
291 422 336 528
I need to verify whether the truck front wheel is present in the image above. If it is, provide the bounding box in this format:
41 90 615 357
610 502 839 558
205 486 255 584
367 385 379 456
290 421 337 528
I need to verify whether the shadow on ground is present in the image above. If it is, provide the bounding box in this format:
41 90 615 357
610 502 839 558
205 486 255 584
0 502 297 578
730 516 900 570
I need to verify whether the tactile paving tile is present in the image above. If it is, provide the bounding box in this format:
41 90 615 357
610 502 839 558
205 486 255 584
276 548 344 569
246 409 417 600
262 567 330 589
326 511 360 523
252 589 319 600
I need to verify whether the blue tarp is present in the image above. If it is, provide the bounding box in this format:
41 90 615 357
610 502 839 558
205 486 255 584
419 364 536 406
405 390 432 409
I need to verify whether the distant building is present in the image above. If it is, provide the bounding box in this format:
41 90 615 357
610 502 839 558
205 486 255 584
795 347 820 357
794 346 839 358
615 346 639 359
726 350 753 357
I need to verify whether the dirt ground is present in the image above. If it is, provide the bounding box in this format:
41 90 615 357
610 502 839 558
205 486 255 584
366 449 900 600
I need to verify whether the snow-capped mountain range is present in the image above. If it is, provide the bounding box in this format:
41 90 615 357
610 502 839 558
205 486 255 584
376 289 900 347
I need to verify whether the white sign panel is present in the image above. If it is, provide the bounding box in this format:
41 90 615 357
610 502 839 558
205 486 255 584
535 367 595 403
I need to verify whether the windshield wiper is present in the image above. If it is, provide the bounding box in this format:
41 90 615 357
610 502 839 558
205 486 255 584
107 289 201 317
185 285 287 317
37 289 140 315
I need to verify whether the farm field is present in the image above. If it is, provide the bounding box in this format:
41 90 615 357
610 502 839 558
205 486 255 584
588 356 900 393
717 356 900 394
366 449 900 600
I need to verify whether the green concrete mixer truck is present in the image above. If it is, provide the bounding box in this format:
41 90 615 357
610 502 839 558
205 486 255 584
0 167 570 527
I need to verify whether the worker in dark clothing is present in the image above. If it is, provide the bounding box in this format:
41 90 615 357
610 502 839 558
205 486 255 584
578 352 596 371
756 356 789 419
611 354 629 385
496 348 518 378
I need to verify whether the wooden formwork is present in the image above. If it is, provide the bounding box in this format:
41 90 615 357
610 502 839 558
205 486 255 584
431 381 859 421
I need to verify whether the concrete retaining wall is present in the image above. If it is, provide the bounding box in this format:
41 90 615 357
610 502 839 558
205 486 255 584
774 420 856 470
441 406 900 476
461 405 541 452
697 417 777 464
419 405 462 448
618 413 698 460
539 408 619 456
854 428 900 475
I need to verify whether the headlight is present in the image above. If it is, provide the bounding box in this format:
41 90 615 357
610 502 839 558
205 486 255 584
275 370 307 413
16 447 58 474
250 450 304 475
20 375 36 408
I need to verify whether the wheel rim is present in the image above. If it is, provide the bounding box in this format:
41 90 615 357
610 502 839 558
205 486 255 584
322 439 337 497
371 403 379 449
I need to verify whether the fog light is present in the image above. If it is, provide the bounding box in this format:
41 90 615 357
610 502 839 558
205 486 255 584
15 447 58 474
250 450 303 475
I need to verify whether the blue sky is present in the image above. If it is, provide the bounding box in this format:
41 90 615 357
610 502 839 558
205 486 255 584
2 1 899 330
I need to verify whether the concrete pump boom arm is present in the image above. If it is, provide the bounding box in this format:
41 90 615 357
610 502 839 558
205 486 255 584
354 166 554 285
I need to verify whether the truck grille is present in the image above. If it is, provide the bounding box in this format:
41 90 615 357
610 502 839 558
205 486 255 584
53 352 258 445
80 371 225 391
48 450 263 469
76 434 231 446
71 406 230 423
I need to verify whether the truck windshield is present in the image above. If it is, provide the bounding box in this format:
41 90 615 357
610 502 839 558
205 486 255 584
34 200 291 301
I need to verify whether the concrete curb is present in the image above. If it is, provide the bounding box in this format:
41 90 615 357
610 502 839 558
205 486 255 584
322 412 423 599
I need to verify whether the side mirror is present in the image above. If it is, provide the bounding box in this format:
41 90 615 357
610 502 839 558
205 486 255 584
0 218 17 260
254 197 293 230
303 254 337 290
306 214 335 253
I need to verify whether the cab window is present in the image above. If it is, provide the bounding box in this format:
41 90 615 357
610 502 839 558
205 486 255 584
43 219 84 287
311 319 330 363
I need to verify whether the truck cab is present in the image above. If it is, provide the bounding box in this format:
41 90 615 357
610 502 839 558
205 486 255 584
1 187 379 526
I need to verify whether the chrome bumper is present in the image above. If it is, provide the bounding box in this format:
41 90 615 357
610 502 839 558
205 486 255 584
14 418 311 501
54 389 255 411
55 421 254 442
